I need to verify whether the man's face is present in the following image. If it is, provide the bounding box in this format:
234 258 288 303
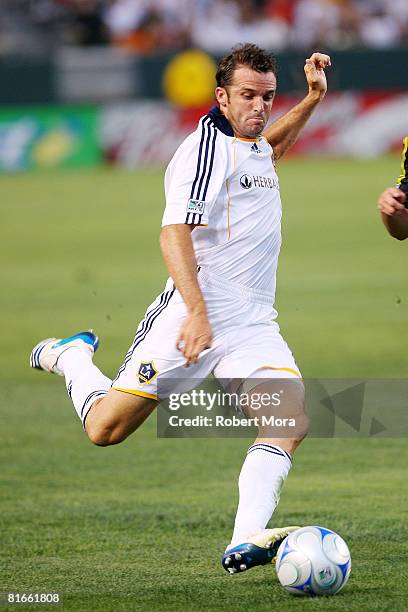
216 65 277 139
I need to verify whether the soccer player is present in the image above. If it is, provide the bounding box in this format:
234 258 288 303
378 137 408 240
30 44 331 574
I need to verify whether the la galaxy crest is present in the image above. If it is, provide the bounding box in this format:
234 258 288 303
138 361 158 384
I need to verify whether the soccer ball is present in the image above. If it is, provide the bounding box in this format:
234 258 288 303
275 526 351 596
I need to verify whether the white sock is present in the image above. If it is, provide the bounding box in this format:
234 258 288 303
229 443 292 548
58 347 112 425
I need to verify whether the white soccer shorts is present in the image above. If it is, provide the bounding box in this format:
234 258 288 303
112 270 301 401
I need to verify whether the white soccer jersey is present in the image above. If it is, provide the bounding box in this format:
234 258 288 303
162 106 282 298
113 107 301 399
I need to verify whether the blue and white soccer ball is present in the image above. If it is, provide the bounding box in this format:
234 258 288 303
275 526 351 596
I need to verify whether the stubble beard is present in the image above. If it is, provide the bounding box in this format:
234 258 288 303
242 118 265 138
221 100 265 138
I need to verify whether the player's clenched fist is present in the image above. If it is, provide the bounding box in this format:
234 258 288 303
377 187 407 216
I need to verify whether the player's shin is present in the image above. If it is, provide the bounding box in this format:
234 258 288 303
229 377 306 548
58 348 111 426
229 441 292 548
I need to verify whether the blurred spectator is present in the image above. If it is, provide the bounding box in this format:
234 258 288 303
0 0 56 54
358 1 404 49
292 0 361 50
69 0 108 46
191 0 290 53
359 8 401 49
264 0 296 25
0 0 408 56
104 0 191 53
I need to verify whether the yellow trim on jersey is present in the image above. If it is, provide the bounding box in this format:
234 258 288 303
233 142 237 171
226 177 231 240
397 136 408 185
258 365 302 378
112 387 160 401
235 135 260 142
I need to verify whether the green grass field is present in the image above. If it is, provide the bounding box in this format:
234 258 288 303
1 157 407 611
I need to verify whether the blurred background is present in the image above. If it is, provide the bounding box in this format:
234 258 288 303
1 0 408 171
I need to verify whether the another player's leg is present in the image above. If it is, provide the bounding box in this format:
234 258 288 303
30 331 158 445
222 374 307 574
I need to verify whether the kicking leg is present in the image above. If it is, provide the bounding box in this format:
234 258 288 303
223 374 307 574
30 331 158 446
85 389 157 446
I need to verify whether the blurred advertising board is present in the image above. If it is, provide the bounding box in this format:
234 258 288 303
0 106 100 172
101 92 408 168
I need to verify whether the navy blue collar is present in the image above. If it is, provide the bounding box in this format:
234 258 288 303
208 105 234 137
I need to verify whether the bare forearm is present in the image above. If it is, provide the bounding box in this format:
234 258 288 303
160 225 207 313
381 212 408 240
263 90 323 160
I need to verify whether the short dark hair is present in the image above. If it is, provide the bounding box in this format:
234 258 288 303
216 43 278 88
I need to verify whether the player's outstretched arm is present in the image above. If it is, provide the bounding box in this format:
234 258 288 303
263 53 331 161
160 224 213 365
378 187 408 240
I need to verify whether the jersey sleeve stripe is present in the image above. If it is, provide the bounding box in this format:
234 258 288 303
192 118 218 202
190 116 211 200
184 212 204 225
195 120 213 199
184 116 218 225
202 126 218 200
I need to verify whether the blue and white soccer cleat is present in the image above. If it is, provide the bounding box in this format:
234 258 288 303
30 330 99 376
222 526 301 575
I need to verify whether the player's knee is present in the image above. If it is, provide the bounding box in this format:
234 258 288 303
295 410 310 437
86 426 112 446
86 423 127 447
292 411 310 445
276 415 309 455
